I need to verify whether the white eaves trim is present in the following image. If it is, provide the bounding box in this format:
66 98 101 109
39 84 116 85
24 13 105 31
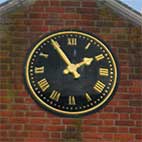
101 0 142 26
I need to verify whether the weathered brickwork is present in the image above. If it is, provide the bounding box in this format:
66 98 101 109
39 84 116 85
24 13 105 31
0 0 142 141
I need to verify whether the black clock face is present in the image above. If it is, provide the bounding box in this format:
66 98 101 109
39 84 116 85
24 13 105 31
24 30 119 117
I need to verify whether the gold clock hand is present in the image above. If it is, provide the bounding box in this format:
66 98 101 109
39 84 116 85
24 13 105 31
75 57 93 68
51 39 71 65
51 39 80 78
63 57 93 78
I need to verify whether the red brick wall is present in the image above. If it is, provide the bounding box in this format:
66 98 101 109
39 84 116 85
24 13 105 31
0 0 142 141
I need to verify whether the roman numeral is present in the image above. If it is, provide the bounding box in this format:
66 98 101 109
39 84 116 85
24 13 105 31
99 68 109 76
35 66 44 74
39 52 48 58
37 78 50 92
95 54 104 61
67 38 77 46
69 96 76 105
85 42 91 50
85 93 92 102
49 90 60 102
94 81 105 93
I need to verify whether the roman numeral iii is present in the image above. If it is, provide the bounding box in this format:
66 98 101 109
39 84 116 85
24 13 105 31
37 78 50 92
50 90 61 102
35 66 44 74
67 38 77 46
69 96 76 105
94 81 105 93
99 68 109 76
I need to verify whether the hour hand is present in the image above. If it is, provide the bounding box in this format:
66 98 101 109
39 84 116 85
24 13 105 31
63 57 93 78
76 57 93 68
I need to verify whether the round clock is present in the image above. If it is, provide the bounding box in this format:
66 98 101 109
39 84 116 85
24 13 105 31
24 30 119 117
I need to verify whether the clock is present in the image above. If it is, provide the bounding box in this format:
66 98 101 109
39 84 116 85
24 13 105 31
24 30 119 117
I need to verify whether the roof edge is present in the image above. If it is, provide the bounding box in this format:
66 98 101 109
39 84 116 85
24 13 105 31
101 0 142 26
0 0 36 16
0 0 142 26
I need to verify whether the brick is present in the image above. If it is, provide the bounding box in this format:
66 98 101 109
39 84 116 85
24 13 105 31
81 14 98 20
11 104 29 110
13 124 23 130
28 131 49 138
10 117 29 123
130 128 142 133
50 1 61 6
99 113 119 119
30 118 47 123
14 111 25 117
49 119 61 125
129 87 142 93
9 131 28 137
115 107 134 113
45 20 63 25
77 21 94 26
0 111 13 117
115 120 134 126
29 6 45 12
103 106 114 112
119 114 129 119
118 127 129 133
118 101 129 106
81 126 96 132
25 111 45 117
0 104 8 109
82 1 96 7
83 119 103 126
24 125 43 131
103 120 114 125
136 135 142 140
0 97 12 103
63 119 81 125
45 125 64 131
0 124 11 129
77 8 96 13
98 127 117 133
136 121 142 127
35 0 49 6
129 101 142 106
51 132 61 138
30 26 49 32
24 20 43 25
29 13 43 18
14 98 24 103
46 7 64 13
61 1 80 7
114 134 134 141
83 132 103 139
103 134 114 140
61 13 80 19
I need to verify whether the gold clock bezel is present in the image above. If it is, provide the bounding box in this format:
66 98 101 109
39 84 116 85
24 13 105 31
25 30 118 116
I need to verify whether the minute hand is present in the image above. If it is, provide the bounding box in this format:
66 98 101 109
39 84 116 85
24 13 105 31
51 39 80 78
51 39 71 65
